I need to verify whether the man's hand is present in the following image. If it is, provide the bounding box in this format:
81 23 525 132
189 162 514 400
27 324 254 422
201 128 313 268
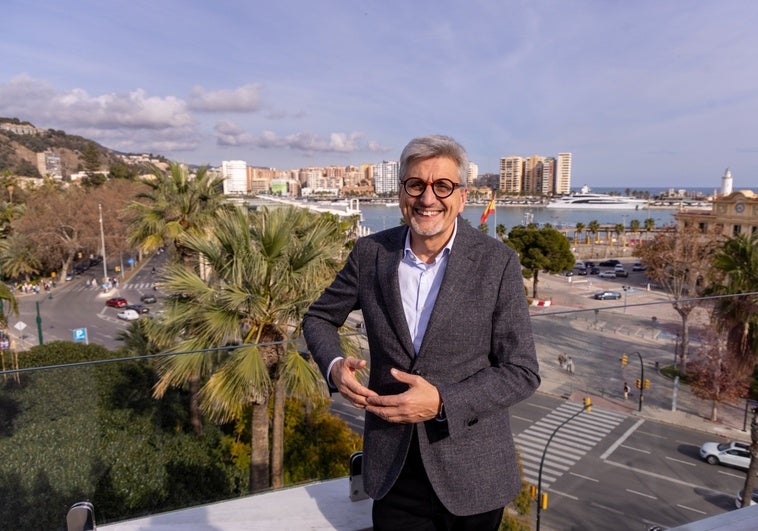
331 357 377 408
365 368 441 423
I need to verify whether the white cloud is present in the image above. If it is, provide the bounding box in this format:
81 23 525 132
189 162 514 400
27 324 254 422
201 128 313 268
188 84 263 112
252 131 373 154
214 120 255 146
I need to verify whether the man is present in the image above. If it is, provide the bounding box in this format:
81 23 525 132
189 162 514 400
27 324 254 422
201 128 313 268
303 135 540 530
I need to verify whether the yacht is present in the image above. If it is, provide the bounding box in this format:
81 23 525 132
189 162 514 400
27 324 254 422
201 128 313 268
546 185 648 210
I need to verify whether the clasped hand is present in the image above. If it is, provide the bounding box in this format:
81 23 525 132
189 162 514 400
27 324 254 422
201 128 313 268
332 358 440 423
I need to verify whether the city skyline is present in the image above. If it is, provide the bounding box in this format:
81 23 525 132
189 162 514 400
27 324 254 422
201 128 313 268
2 2 758 188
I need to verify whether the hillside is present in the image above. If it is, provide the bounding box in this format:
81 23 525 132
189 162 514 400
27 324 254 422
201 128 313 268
0 117 127 178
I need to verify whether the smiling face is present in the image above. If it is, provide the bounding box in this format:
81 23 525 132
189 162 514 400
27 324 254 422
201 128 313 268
399 156 466 253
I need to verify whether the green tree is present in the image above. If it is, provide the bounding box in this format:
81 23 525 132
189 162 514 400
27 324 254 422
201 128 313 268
506 226 575 299
149 206 348 493
614 223 625 246
496 223 507 242
644 217 655 239
0 232 42 282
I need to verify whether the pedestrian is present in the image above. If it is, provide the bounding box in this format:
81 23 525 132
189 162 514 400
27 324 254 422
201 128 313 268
558 353 566 369
303 135 540 531
567 356 575 374
624 382 630 400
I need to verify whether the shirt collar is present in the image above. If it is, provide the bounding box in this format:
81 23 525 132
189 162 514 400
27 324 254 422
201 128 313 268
403 218 458 263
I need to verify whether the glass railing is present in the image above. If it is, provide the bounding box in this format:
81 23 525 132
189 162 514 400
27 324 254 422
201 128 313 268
1 286 754 530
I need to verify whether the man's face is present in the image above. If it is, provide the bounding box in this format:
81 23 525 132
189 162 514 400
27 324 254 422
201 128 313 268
399 156 466 242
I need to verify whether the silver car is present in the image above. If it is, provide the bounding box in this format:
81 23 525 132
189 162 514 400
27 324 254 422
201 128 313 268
700 441 750 470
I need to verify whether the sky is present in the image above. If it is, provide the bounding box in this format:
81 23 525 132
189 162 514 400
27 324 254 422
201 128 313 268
2 0 758 189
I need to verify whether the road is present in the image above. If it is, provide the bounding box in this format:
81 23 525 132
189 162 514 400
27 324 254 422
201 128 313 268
10 253 165 350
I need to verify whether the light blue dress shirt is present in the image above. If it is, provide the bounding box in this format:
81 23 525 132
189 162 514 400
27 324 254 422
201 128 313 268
398 221 457 355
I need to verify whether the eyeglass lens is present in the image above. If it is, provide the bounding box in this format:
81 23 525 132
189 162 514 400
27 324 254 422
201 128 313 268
402 178 458 198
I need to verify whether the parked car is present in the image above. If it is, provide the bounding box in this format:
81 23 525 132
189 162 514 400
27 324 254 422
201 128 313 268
632 262 648 271
614 269 629 278
140 294 157 304
106 297 128 308
584 261 595 268
599 259 620 267
564 270 575 277
589 267 600 275
700 441 750 470
577 268 588 276
594 291 622 300
126 304 150 314
599 271 617 279
735 488 758 508
116 309 140 321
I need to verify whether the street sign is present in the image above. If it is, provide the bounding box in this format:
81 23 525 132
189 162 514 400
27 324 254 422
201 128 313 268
73 328 88 344
14 321 26 332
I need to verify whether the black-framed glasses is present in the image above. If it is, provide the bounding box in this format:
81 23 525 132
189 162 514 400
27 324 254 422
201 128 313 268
400 178 462 199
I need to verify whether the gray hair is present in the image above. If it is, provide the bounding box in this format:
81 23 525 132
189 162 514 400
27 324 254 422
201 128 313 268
398 135 469 187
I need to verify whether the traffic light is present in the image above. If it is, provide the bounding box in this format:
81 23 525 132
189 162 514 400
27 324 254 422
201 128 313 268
636 378 641 389
644 379 650 390
621 354 628 367
583 397 592 412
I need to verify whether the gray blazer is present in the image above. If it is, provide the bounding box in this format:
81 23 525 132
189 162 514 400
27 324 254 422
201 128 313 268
303 218 540 516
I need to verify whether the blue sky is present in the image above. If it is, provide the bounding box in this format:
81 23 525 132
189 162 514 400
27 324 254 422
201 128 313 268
2 0 757 189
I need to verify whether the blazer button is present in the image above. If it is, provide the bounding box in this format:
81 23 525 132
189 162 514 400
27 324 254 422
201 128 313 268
412 369 421 375
467 418 478 426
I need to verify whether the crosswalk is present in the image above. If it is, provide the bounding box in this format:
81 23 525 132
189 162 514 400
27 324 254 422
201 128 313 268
515 402 626 489
65 281 157 293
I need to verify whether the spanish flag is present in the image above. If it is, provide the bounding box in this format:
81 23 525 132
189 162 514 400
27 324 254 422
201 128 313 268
480 197 496 225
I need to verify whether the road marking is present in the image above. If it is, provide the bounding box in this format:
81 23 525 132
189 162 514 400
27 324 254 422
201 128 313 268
569 472 599 482
665 456 696 466
626 488 657 499
677 504 707 515
717 469 746 479
588 502 625 515
600 418 645 459
619 444 651 454
512 414 531 422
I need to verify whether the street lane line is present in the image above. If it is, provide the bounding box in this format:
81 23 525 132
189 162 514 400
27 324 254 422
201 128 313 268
677 504 707 515
665 456 696 466
569 472 599 482
626 488 657 499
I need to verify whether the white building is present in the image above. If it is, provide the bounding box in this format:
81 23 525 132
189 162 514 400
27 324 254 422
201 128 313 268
373 161 399 195
467 162 479 186
221 160 248 195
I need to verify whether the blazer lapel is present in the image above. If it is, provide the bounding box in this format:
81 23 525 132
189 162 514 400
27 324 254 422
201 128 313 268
417 220 482 358
377 227 416 360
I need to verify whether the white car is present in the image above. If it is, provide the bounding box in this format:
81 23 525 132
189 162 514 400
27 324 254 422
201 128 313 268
116 309 141 321
599 270 616 279
700 441 750 470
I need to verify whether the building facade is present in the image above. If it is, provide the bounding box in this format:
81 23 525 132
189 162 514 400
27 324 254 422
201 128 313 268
555 152 572 194
221 160 248 195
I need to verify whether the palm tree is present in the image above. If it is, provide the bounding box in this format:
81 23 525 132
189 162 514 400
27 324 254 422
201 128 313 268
150 206 349 492
644 218 655 240
128 162 232 434
629 219 641 246
574 222 585 245
0 233 42 283
128 162 231 265
614 223 625 247
496 224 507 241
707 231 758 507
587 220 600 247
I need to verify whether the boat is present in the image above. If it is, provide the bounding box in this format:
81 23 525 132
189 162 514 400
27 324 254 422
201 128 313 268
546 185 649 210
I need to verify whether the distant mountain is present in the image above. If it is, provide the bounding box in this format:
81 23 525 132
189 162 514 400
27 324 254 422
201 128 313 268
0 117 144 179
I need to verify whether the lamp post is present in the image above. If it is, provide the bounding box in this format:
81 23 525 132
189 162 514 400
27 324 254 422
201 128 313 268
630 351 645 412
99 203 107 283
536 398 592 530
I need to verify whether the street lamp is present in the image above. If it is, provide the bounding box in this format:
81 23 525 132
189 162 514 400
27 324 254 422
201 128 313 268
536 398 592 531
627 351 645 412
99 203 107 283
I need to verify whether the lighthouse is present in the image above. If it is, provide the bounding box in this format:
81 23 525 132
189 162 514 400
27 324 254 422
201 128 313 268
720 168 733 196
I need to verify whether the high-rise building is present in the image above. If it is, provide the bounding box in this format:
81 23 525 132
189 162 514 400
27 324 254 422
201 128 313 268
540 157 556 195
373 161 399 195
37 151 63 180
499 156 523 194
467 162 479 186
555 153 572 194
523 155 544 195
221 160 248 195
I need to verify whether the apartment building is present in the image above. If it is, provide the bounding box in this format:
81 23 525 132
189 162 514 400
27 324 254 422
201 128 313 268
499 156 524 193
555 152 572 194
221 160 248 195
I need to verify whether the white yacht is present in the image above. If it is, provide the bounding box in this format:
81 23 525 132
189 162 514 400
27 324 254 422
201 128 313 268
546 185 648 210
